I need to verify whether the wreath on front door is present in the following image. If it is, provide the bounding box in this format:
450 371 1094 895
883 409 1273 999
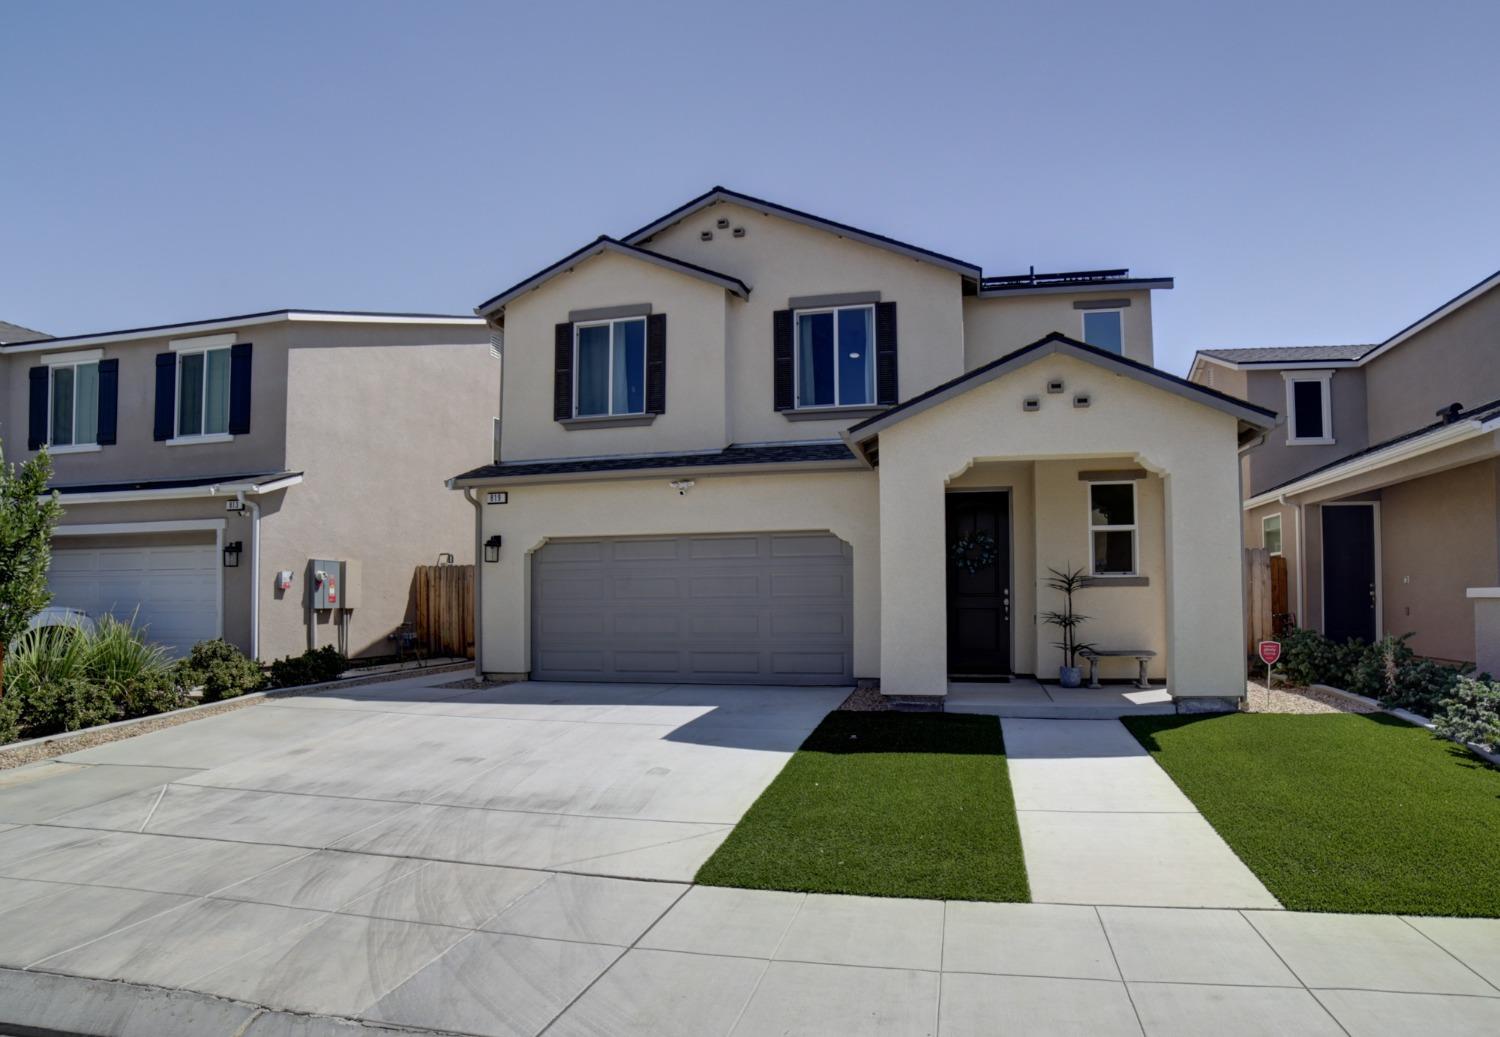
950 530 998 575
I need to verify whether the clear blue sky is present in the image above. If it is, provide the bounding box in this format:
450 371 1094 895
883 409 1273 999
4 1 1497 374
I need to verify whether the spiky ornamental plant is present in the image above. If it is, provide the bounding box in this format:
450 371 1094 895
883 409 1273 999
0 441 62 699
1041 565 1094 668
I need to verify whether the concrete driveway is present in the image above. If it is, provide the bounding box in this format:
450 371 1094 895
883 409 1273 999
0 675 847 1035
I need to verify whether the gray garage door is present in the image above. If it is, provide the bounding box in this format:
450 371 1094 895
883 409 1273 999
531 532 853 684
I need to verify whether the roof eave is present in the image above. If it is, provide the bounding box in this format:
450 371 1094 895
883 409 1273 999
975 278 1173 299
448 456 867 489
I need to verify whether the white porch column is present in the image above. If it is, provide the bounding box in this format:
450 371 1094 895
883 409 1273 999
1163 457 1248 700
877 439 949 696
1467 589 1500 678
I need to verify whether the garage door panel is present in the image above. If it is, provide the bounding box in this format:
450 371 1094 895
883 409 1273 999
532 532 852 685
47 542 219 658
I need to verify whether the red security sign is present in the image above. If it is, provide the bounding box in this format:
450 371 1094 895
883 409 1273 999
1258 641 1282 666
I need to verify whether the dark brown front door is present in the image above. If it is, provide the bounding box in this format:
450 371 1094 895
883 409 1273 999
947 491 1012 677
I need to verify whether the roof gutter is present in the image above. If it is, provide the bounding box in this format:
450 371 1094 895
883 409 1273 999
52 473 304 506
447 457 867 491
2 314 483 354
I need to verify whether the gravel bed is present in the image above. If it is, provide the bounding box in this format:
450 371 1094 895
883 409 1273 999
838 686 892 712
436 673 522 690
1243 680 1381 715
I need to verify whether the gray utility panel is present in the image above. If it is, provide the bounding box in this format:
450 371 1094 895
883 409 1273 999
530 532 853 685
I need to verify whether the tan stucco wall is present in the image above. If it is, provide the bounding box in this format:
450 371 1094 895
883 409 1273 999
498 250 730 462
963 291 1155 368
875 353 1245 698
640 201 968 444
475 469 880 678
1240 366 1367 498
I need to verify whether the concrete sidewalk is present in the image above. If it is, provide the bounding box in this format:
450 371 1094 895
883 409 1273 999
999 717 1280 909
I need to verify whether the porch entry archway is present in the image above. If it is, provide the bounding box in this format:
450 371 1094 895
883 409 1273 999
946 490 1013 678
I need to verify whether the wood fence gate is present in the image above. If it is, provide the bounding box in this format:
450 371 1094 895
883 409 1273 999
413 564 475 659
1244 548 1291 653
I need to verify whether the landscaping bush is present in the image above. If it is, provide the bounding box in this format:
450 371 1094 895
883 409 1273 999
1434 676 1500 749
0 695 17 745
268 646 347 689
1277 627 1355 688
1274 626 1468 715
1347 634 1416 699
1389 657 1469 715
177 639 266 702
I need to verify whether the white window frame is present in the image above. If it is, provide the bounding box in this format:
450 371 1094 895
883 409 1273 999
573 316 647 418
1283 370 1335 446
172 344 234 443
1087 480 1139 577
1263 513 1283 556
41 348 104 454
793 303 876 410
1080 309 1125 355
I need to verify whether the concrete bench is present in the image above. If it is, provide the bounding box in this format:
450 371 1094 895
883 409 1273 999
1079 648 1157 690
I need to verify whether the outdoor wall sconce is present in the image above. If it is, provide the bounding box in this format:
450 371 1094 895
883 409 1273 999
669 479 696 495
483 535 503 563
223 541 243 568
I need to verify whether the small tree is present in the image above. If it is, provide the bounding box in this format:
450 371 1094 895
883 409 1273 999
0 441 62 698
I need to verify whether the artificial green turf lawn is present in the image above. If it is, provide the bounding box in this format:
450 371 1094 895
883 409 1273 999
1125 712 1500 916
695 710 1029 902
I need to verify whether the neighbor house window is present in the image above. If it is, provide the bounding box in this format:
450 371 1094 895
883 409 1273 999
1082 310 1124 354
49 358 100 447
1285 371 1334 445
1263 513 1283 556
1089 481 1137 575
575 317 645 417
176 346 232 438
796 304 874 408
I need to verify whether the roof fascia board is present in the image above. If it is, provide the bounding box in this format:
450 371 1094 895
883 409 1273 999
55 519 227 536
621 188 982 278
474 237 750 317
51 473 304 505
448 457 866 489
976 279 1173 299
1190 353 1362 373
1358 268 1500 365
2 313 482 353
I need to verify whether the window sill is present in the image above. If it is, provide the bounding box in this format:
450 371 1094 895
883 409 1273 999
167 433 235 447
559 414 657 430
783 405 886 422
1287 437 1335 447
47 443 103 455
1081 575 1149 587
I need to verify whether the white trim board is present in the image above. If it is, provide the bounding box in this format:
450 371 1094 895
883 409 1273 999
54 519 227 536
1 312 485 353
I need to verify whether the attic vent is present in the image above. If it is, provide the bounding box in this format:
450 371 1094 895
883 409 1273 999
1022 396 1041 412
732 226 746 238
1074 393 1092 409
1436 402 1463 424
1046 378 1065 394
716 217 730 229
700 230 714 242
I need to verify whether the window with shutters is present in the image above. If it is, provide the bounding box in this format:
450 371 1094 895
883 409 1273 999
175 345 233 439
574 317 646 417
795 304 874 408
47 355 101 451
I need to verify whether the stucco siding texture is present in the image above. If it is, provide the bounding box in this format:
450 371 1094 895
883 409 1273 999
1241 366 1368 498
963 291 1155 369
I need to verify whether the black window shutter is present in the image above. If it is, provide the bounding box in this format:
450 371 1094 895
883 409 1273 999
875 301 899 406
228 343 253 435
96 358 119 445
153 352 177 441
553 322 574 420
645 313 667 414
772 309 795 411
27 366 48 450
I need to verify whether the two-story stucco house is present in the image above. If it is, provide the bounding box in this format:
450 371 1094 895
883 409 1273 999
1189 267 1500 674
450 188 1272 706
0 310 497 661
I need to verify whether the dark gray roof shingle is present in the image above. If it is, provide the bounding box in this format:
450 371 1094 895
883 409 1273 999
452 442 859 484
1197 345 1372 364
0 321 50 344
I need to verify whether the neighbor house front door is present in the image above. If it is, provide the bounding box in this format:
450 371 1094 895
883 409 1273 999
1322 503 1378 644
947 491 1012 677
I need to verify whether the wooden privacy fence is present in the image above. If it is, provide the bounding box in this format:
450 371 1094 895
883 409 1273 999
1244 548 1290 653
413 564 475 659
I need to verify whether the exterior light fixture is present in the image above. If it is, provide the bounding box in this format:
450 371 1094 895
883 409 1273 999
483 535 503 563
223 540 243 568
668 479 695 495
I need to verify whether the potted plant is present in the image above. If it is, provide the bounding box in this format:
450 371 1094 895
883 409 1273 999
1042 566 1094 689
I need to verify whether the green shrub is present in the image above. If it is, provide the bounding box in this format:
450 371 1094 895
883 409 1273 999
113 668 187 720
1277 627 1348 688
1434 676 1500 748
268 646 347 689
177 639 266 702
0 695 19 745
1348 634 1416 699
1386 657 1467 715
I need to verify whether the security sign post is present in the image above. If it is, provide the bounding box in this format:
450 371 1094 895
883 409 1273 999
1258 640 1282 690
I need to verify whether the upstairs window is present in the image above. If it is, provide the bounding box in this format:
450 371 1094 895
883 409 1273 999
1081 310 1123 354
1263 513 1283 556
49 358 100 447
177 346 232 438
575 317 646 417
1089 481 1138 576
1285 372 1334 445
796 304 874 408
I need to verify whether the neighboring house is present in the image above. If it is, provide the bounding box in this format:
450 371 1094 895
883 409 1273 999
0 309 497 661
1189 267 1500 672
450 187 1271 705
0 320 51 345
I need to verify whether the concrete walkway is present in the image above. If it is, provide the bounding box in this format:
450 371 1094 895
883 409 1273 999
997 718 1280 909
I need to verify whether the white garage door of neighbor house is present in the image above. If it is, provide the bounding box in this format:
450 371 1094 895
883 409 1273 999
531 532 854 685
47 544 220 657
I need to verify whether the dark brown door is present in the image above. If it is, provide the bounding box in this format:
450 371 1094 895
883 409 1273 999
946 491 1012 677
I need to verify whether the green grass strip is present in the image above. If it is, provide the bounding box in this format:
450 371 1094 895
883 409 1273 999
696 710 1029 902
1125 712 1500 916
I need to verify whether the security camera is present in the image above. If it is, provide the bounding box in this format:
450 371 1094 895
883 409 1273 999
668 479 695 495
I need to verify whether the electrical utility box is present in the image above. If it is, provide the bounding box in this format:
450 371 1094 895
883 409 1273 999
308 559 361 610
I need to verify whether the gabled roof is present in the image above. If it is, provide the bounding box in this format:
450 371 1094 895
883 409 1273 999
449 441 859 487
0 320 49 344
1196 344 1372 366
847 333 1276 450
474 236 751 318
0 309 484 353
620 186 983 279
